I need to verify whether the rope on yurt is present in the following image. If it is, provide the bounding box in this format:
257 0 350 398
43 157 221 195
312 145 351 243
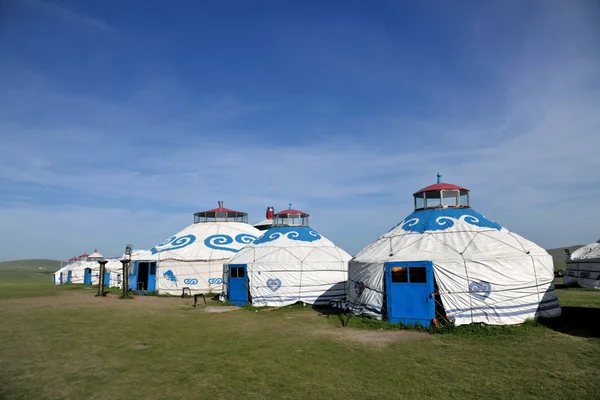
507 231 541 304
428 232 477 322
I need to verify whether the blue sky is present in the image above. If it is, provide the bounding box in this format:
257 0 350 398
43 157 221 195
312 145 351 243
1 0 599 261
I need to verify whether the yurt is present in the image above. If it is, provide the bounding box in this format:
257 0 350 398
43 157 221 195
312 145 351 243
347 175 561 327
564 239 600 289
61 253 96 285
54 257 78 284
147 201 261 295
222 206 351 307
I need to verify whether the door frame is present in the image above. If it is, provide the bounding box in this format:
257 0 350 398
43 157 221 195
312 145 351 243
227 264 249 306
384 261 435 327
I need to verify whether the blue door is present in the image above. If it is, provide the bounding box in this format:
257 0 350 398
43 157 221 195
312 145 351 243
385 261 435 327
84 268 92 285
104 271 111 287
228 264 248 306
67 270 72 284
147 263 157 292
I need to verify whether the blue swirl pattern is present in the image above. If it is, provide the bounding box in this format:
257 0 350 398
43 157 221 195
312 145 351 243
150 234 197 254
204 233 258 252
253 227 322 245
390 208 502 233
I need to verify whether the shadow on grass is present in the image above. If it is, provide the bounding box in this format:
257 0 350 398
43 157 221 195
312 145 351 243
538 306 600 338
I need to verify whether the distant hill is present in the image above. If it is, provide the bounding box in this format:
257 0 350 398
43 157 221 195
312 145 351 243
546 245 585 270
0 259 66 271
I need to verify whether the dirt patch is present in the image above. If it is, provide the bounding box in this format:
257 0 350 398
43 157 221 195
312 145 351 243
131 344 152 350
0 293 197 313
203 306 240 313
316 328 430 347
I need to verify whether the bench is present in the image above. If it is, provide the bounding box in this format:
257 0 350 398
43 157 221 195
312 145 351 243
326 298 346 318
181 287 192 298
193 293 207 308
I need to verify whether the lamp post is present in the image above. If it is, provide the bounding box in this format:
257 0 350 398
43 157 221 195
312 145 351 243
120 244 133 299
88 250 107 297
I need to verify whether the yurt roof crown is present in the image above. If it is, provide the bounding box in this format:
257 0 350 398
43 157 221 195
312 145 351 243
273 203 309 227
193 201 248 223
413 173 470 211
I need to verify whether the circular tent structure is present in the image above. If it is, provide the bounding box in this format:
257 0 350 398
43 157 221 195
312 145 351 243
148 201 261 295
347 175 561 327
564 239 600 289
222 206 351 307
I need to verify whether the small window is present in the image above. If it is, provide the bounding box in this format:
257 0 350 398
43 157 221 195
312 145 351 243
231 267 238 278
238 268 245 278
409 267 427 283
391 267 408 283
150 263 156 275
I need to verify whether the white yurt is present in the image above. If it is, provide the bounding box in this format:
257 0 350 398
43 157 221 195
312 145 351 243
564 239 600 289
60 253 99 285
53 256 79 284
347 175 561 327
147 201 261 295
222 206 351 307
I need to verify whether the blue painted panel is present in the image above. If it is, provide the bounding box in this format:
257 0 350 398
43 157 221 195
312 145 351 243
228 264 248 306
104 271 111 287
67 270 72 284
385 261 435 327
147 262 157 292
84 268 92 285
128 261 138 291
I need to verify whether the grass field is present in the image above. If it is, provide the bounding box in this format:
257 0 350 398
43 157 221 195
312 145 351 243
1 268 599 400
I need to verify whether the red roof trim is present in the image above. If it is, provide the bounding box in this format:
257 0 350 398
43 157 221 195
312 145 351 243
275 209 308 216
413 183 468 195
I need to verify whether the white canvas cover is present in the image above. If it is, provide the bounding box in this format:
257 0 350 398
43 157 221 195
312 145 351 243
149 221 261 295
564 239 600 289
348 208 561 326
54 262 74 284
63 260 101 284
105 259 124 288
222 226 351 307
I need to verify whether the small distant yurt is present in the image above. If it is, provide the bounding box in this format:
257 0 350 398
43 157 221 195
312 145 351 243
564 239 600 289
222 206 351 307
147 201 261 295
54 257 78 284
62 253 96 285
348 175 561 327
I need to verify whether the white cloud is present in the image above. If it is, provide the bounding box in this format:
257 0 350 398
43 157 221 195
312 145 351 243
22 0 115 32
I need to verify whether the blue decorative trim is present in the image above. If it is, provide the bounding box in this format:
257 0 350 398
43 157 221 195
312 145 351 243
388 208 502 233
253 227 322 245
150 234 196 254
204 233 258 252
163 269 177 287
266 278 282 291
469 281 491 301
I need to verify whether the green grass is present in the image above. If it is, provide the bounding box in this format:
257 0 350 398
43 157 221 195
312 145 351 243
0 259 65 271
1 271 599 400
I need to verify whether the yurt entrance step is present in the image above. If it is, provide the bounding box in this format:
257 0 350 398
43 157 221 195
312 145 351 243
227 264 248 306
385 261 435 327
